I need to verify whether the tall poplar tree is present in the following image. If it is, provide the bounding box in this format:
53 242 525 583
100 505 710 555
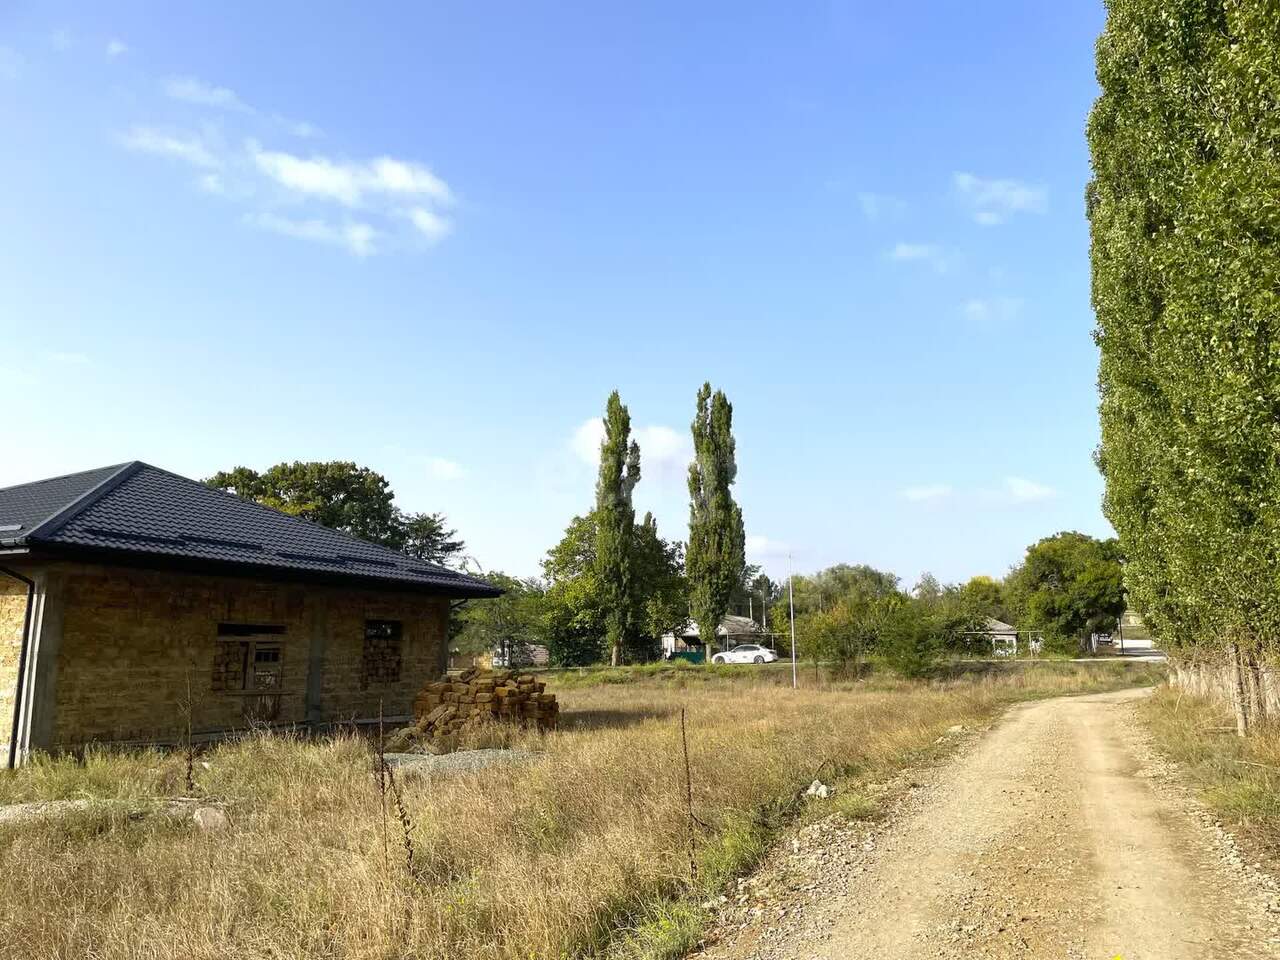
1089 0 1280 731
593 391 641 666
686 382 746 664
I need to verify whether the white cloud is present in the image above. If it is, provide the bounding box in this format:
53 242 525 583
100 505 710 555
1005 476 1056 503
119 126 220 168
889 242 954 273
962 296 1024 324
902 484 952 502
106 39 128 58
409 207 452 242
572 418 606 466
953 172 1047 225
857 191 906 221
746 535 790 560
571 419 691 483
245 212 377 257
426 457 466 480
250 143 453 208
165 75 249 112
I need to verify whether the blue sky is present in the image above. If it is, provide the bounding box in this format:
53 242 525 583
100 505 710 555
0 2 1113 587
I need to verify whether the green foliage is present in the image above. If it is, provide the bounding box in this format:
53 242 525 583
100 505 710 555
879 600 939 678
593 391 643 666
453 572 547 663
1089 0 1280 664
1005 532 1126 652
543 511 687 666
686 383 746 657
206 461 464 565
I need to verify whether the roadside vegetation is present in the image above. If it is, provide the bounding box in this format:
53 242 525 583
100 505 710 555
1140 687 1280 863
0 663 1162 960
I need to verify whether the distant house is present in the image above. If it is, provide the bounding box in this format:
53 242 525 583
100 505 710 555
965 618 1042 657
0 462 499 767
661 614 768 658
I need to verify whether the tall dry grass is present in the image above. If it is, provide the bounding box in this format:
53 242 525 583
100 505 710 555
0 662 1161 960
1140 685 1280 863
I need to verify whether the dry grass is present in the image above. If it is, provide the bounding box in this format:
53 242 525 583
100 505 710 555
1139 686 1280 864
0 662 1161 960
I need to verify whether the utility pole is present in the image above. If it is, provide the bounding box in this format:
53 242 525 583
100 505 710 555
788 553 797 689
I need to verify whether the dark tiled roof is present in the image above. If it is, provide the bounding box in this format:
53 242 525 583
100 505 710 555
0 462 500 598
0 464 130 539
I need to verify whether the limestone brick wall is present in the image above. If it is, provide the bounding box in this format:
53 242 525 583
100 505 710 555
0 577 28 750
42 563 448 748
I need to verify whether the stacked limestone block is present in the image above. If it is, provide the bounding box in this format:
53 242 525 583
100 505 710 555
388 668 559 754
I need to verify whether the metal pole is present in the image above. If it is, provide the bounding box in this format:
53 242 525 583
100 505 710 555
788 554 797 689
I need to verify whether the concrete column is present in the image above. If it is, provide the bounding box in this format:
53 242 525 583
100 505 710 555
13 570 67 762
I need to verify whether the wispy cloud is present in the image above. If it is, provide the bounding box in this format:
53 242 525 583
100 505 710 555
902 484 953 502
1004 476 1056 502
571 419 691 485
953 172 1047 225
889 242 954 273
857 191 906 222
426 457 466 481
119 69 451 256
746 534 791 560
244 212 377 257
165 75 249 112
106 39 128 58
408 207 451 242
119 126 220 168
962 296 1024 325
250 144 453 208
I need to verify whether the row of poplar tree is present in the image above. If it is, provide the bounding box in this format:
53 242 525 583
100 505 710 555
592 383 745 666
1088 0 1279 731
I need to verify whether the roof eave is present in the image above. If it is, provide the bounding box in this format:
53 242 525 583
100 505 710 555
24 541 502 599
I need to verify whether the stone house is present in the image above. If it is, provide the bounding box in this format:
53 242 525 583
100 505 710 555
0 462 499 767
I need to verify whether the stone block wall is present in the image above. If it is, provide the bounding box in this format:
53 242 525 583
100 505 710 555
38 563 448 749
0 577 27 751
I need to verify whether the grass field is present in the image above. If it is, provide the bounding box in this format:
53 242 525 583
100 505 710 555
1139 686 1280 865
0 660 1164 960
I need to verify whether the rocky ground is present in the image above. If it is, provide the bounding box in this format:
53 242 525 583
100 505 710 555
692 689 1280 960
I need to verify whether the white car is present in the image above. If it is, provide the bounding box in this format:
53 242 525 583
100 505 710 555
712 643 778 665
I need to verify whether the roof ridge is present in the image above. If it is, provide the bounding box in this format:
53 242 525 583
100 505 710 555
0 461 134 495
23 461 145 542
170 465 469 578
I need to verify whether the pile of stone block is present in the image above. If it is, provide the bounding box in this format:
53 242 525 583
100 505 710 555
388 668 559 754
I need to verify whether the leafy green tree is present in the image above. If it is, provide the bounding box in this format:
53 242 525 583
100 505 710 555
542 511 686 665
1089 0 1280 729
960 575 1008 623
207 460 464 566
592 392 642 666
686 383 746 662
453 572 547 665
1005 533 1126 653
880 600 937 678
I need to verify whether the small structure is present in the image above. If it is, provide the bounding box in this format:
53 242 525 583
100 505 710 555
964 618 1042 657
0 462 499 766
661 614 768 659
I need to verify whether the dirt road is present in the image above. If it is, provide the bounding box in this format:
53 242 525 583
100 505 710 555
696 689 1280 960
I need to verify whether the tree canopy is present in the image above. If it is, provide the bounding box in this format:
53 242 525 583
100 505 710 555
686 383 746 656
206 460 464 566
593 391 642 666
1088 0 1280 726
1004 532 1126 652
